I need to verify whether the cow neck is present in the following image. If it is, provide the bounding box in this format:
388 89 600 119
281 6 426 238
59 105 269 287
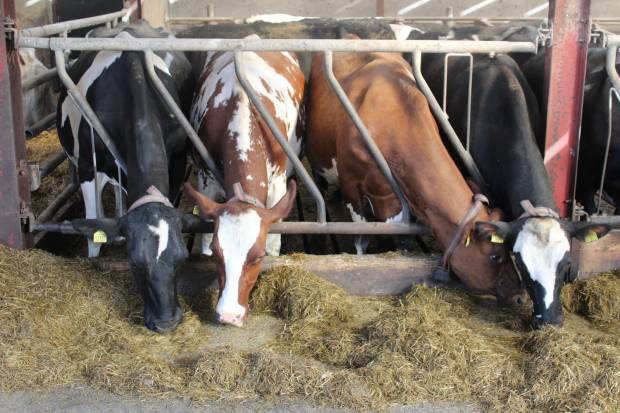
221 148 269 206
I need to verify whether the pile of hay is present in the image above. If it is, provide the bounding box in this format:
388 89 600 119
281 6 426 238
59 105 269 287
1 245 619 411
26 129 70 215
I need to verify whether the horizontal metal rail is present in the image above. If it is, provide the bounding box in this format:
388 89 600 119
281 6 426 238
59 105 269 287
323 50 410 223
143 50 224 187
54 50 127 175
412 50 487 191
18 37 538 54
34 219 430 236
22 66 57 92
26 112 55 137
21 8 129 37
35 181 79 224
40 151 67 179
234 51 327 223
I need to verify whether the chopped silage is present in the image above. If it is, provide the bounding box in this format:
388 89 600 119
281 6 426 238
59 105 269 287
0 246 619 412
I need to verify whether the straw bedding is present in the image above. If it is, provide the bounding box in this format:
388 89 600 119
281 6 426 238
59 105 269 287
1 246 619 412
26 129 70 216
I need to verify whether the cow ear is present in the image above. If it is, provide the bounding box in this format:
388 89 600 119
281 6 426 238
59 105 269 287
473 220 513 243
570 222 612 243
183 182 222 219
267 180 297 223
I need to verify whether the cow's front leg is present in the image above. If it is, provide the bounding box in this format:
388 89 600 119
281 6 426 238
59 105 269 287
197 169 224 256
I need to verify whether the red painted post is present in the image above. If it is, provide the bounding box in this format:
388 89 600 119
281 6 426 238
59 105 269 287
376 0 384 17
543 0 591 218
0 0 33 248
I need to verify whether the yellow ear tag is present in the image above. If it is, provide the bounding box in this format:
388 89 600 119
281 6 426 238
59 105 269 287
464 232 471 247
584 229 599 243
490 233 505 244
93 230 107 244
193 205 199 215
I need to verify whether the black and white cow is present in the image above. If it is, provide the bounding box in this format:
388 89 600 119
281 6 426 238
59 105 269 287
56 21 193 333
421 52 612 327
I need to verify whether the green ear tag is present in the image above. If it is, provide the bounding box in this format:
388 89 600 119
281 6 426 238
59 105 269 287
93 230 107 244
584 229 599 243
491 233 505 244
193 205 199 215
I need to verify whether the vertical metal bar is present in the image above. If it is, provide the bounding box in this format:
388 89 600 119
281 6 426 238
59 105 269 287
542 0 591 218
596 87 619 215
233 51 327 223
54 50 127 175
442 53 474 151
376 0 385 17
412 50 488 191
143 49 224 187
0 0 32 248
607 45 620 92
323 51 410 224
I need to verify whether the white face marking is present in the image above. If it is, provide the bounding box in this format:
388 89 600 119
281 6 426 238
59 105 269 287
246 174 253 181
265 164 287 257
191 40 302 164
346 203 366 223
148 219 170 261
385 209 404 223
319 158 339 186
513 218 570 310
260 181 266 188
389 24 415 40
216 210 262 317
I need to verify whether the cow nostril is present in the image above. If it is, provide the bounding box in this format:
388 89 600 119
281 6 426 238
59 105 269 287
515 296 524 306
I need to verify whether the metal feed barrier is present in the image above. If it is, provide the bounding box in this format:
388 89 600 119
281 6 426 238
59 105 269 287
15 11 543 240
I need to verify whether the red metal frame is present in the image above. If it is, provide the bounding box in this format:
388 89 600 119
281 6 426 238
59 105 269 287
0 0 32 249
543 0 591 218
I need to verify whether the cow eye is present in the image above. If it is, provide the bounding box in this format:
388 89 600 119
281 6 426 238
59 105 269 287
490 254 503 263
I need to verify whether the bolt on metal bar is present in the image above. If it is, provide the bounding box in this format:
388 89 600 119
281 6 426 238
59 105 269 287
21 8 130 37
143 50 224 187
323 50 411 224
54 50 127 175
597 87 619 215
233 50 326 223
412 49 488 191
18 37 538 54
443 53 473 151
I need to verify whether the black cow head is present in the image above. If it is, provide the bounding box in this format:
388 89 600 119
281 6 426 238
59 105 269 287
73 203 188 333
475 218 611 328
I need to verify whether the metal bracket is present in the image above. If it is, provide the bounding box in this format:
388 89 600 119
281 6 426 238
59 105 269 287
28 162 41 191
19 202 35 233
3 17 17 43
537 22 552 50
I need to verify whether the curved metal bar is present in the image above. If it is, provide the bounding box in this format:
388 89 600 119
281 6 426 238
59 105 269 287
143 50 224 187
21 8 129 37
323 50 411 224
442 53 473 151
606 46 620 95
597 87 619 215
412 49 487 191
233 51 326 223
54 50 127 175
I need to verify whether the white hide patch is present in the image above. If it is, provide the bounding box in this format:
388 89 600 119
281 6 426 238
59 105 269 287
319 158 339 186
246 14 308 23
216 210 262 317
513 218 570 310
148 219 170 261
385 209 404 223
191 42 301 163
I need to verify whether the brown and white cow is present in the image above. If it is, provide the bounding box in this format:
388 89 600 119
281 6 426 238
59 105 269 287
184 35 304 326
306 47 525 304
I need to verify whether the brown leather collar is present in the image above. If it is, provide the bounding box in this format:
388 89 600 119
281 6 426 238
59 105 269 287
440 193 489 270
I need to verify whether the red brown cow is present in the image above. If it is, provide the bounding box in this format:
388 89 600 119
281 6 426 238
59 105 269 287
184 36 304 326
306 48 525 304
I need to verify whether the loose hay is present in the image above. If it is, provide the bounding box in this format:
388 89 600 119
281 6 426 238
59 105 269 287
1 245 619 412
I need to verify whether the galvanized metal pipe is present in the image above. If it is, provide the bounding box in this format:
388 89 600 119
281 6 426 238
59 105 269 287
323 50 410 224
22 66 57 92
596 87 619 215
26 112 55 137
443 53 473 151
35 219 430 235
39 151 67 178
233 51 327 223
18 37 538 54
143 50 224 187
54 50 127 175
35 181 79 224
607 35 620 47
607 45 620 93
21 8 129 37
412 50 487 190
